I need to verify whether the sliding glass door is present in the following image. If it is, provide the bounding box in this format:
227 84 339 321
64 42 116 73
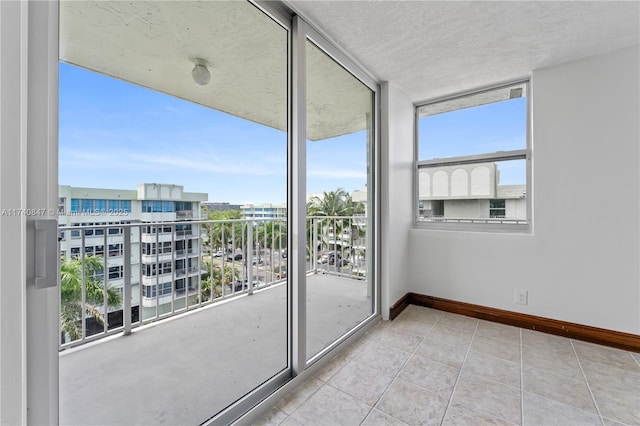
305 39 376 360
58 2 289 424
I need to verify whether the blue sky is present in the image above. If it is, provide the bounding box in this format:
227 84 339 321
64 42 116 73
418 97 527 185
59 63 367 204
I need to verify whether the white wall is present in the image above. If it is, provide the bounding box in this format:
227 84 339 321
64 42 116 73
408 46 640 334
380 82 414 319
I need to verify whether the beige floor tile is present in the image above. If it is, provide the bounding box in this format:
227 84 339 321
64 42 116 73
523 366 596 413
463 350 520 388
580 359 640 395
289 385 370 426
398 354 459 395
442 404 517 426
436 313 478 332
404 305 442 320
276 377 324 415
341 332 375 359
476 320 521 344
522 392 601 426
251 406 289 426
521 329 573 352
414 337 468 369
572 340 640 373
449 372 521 425
376 378 449 426
521 343 583 379
313 352 350 383
279 416 302 426
328 359 395 406
470 335 520 363
354 342 411 376
362 408 410 426
603 418 628 426
390 311 438 336
427 323 475 348
373 327 425 353
590 383 640 425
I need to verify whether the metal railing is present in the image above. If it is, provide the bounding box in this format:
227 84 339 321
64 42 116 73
58 215 366 350
418 215 527 225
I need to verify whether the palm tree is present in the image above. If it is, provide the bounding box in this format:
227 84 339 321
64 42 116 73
60 255 122 342
306 188 365 260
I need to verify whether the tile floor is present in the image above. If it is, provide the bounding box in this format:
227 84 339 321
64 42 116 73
254 305 640 426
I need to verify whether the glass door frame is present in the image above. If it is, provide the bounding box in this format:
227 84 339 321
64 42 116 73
293 16 381 370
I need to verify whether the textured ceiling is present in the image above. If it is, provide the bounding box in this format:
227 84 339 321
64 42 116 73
285 0 640 103
60 1 289 132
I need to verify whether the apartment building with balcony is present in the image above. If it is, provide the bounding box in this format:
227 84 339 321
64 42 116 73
58 183 207 317
241 203 287 219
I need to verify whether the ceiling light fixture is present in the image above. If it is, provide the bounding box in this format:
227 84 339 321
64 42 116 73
191 58 211 86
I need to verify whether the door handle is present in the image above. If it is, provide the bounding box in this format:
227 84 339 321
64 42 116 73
34 219 58 289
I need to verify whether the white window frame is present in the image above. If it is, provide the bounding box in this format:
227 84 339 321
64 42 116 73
414 79 532 233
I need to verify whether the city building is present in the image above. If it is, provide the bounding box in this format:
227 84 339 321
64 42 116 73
202 202 241 212
241 203 287 219
58 183 207 317
417 162 526 221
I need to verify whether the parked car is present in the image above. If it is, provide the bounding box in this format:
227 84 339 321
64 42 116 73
320 252 342 264
329 257 349 267
232 280 264 291
213 250 223 257
227 253 243 262
251 257 264 265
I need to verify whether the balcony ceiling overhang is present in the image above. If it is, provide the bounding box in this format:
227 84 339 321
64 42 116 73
60 1 369 141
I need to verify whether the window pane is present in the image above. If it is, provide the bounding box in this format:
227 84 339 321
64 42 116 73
418 159 526 223
306 40 374 360
418 83 526 160
59 1 288 423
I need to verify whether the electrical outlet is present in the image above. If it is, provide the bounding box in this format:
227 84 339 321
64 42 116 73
515 289 528 305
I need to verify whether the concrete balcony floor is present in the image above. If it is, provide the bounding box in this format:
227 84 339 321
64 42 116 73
59 274 372 425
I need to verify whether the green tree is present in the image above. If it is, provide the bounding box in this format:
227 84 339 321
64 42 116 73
201 209 243 252
199 263 241 302
306 188 365 259
60 256 122 342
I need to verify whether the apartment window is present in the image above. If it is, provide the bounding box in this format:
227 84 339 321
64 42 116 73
162 201 174 212
175 201 192 211
108 265 123 280
490 199 506 218
81 199 93 212
70 198 79 212
416 81 530 231
108 244 123 257
94 199 106 212
121 200 131 212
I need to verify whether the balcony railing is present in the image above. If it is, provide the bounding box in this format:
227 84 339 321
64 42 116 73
58 215 367 350
418 215 528 225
